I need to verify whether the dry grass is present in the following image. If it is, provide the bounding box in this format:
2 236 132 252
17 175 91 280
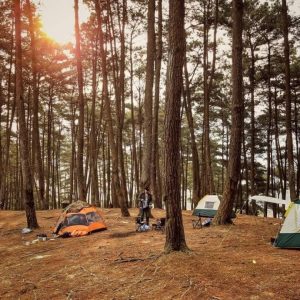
0 208 299 300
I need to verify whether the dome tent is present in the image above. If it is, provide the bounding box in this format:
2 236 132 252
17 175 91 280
192 194 236 219
53 201 107 237
192 195 221 218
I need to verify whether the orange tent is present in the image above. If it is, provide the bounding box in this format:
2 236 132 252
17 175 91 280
53 201 107 237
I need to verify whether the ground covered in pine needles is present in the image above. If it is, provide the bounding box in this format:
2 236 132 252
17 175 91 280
0 208 299 300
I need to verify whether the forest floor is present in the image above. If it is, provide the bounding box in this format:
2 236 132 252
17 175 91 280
0 208 300 300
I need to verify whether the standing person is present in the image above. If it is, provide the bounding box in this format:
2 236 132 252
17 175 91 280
139 187 152 225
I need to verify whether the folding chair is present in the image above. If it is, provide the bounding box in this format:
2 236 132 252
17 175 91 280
152 218 166 232
192 214 203 229
192 213 213 229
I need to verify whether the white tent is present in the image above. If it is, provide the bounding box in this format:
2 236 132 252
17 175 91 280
274 200 300 248
192 195 220 217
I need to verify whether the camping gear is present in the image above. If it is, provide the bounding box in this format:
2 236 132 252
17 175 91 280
21 228 32 234
192 195 236 218
37 233 48 241
53 201 107 237
192 215 212 229
152 218 165 232
250 195 290 206
135 216 144 232
193 195 221 218
135 216 150 232
274 200 300 248
249 195 290 217
192 195 235 228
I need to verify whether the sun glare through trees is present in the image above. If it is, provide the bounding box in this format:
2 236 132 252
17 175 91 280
1 0 300 297
34 0 89 44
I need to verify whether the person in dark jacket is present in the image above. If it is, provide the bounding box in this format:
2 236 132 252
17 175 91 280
139 187 152 225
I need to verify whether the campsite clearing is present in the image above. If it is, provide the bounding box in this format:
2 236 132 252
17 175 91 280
1 208 300 300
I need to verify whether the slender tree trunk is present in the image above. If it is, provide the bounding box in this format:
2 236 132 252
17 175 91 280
26 0 46 209
183 59 201 206
201 0 216 197
281 0 296 201
0 20 14 210
94 0 129 216
141 0 155 190
249 43 256 197
164 0 188 252
151 0 163 208
266 40 272 197
108 0 129 207
90 41 100 206
70 101 76 202
56 126 61 207
46 89 53 208
214 0 243 225
294 93 300 196
74 0 86 201
242 119 249 214
118 0 129 206
129 33 139 203
274 89 285 198
14 0 38 228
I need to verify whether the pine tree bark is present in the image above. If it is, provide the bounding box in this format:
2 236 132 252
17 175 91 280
201 0 216 197
141 0 155 190
266 40 272 197
183 59 201 206
281 0 296 201
14 0 38 228
249 42 256 197
74 0 86 201
164 0 188 252
0 21 14 210
90 41 100 206
94 0 129 216
26 0 46 209
214 0 244 225
151 0 163 208
118 0 129 206
274 88 285 197
129 32 139 203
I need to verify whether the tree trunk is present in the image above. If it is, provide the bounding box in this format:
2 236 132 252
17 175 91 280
90 40 100 206
274 89 285 198
214 0 243 225
129 32 139 204
14 0 38 228
151 0 163 208
118 0 129 207
201 0 216 197
164 0 188 252
266 40 272 197
94 0 129 216
249 42 256 197
26 0 46 210
242 119 249 214
74 0 86 201
183 59 201 207
281 0 296 201
141 0 155 190
0 19 14 210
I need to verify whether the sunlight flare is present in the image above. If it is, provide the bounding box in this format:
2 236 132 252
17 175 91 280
34 0 89 44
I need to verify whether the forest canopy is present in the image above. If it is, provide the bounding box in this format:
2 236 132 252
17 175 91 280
0 0 299 230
